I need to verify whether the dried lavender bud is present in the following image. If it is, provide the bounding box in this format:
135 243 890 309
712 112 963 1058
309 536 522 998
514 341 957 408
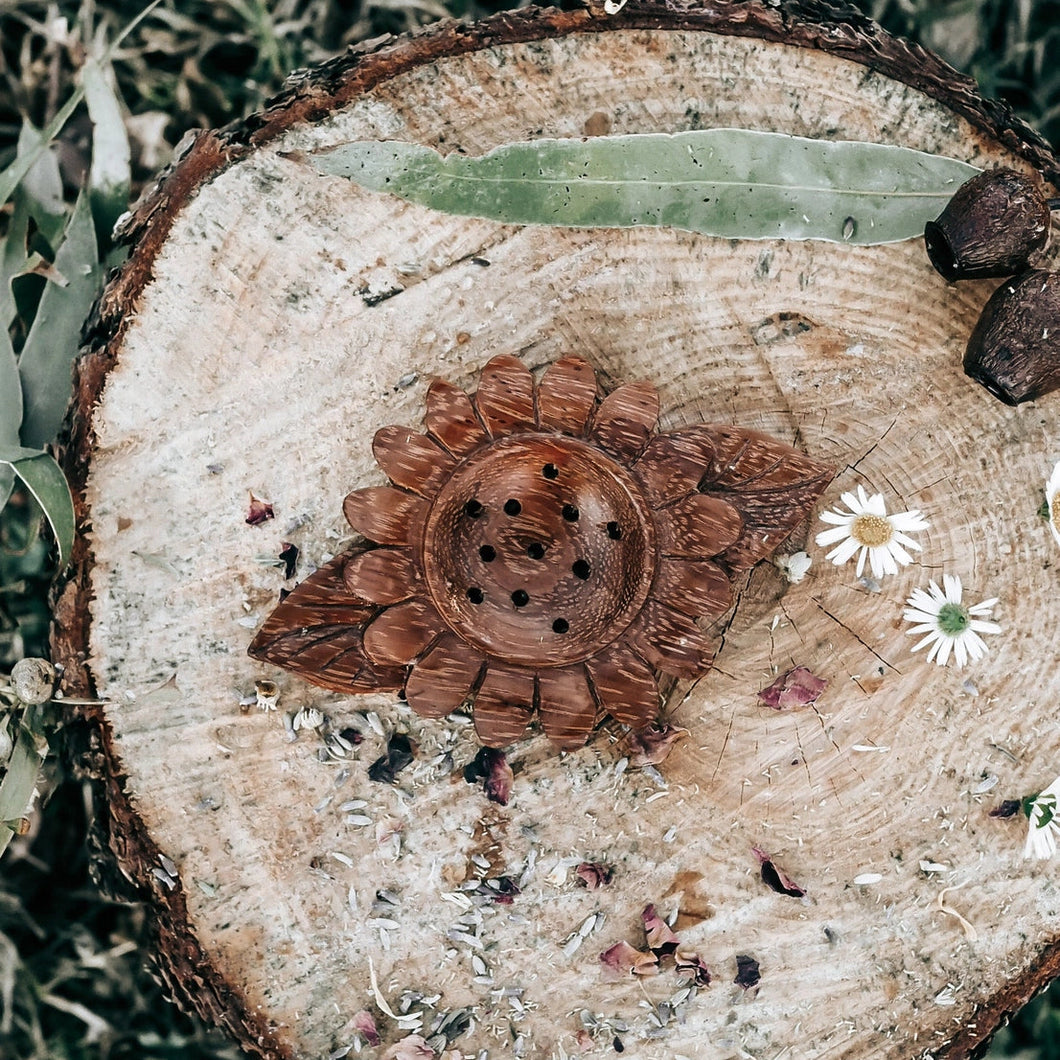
925 168 1050 281
963 269 1060 405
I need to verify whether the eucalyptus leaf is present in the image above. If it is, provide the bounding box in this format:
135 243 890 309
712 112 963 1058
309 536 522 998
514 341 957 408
0 327 20 512
313 129 980 244
0 449 76 569
83 57 132 247
1 195 30 329
16 121 67 247
18 191 102 449
0 725 44 856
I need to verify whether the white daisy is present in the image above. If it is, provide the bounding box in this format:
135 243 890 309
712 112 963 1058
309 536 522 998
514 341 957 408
1024 777 1060 859
1047 461 1060 549
815 485 930 579
903 575 1000 668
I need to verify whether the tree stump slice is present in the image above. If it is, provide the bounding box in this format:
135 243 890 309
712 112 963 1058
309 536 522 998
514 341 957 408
57 3 1060 1058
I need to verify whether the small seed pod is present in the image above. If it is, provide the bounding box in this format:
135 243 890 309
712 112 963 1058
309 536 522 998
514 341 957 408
963 269 1060 405
10 658 58 705
924 168 1050 281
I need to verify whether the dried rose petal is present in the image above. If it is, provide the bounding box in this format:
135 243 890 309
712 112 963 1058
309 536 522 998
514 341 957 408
599 940 659 981
752 846 807 898
990 799 1022 819
756 666 827 710
675 948 712 985
575 862 614 889
463 747 513 805
368 733 415 784
279 542 298 579
575 1029 595 1053
352 1010 380 1047
245 492 274 526
735 954 761 989
625 723 687 767
642 903 679 956
382 1035 435 1060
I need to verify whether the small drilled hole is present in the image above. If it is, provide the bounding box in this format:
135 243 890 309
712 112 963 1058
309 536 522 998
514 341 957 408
504 498 522 516
606 521 623 540
562 504 579 522
527 542 546 560
552 618 570 634
464 499 484 518
572 559 591 580
542 463 559 479
479 545 497 562
511 589 530 607
467 587 484 604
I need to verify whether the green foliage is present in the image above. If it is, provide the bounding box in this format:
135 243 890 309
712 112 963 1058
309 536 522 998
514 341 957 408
314 130 979 244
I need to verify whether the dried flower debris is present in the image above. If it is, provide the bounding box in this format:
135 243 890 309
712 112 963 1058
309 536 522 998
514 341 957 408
624 723 687 767
245 491 275 526
734 954 761 989
352 1010 380 1047
756 666 827 711
368 733 416 784
1023 777 1060 859
752 846 807 897
575 862 614 889
1046 461 1060 548
463 747 513 805
599 903 712 988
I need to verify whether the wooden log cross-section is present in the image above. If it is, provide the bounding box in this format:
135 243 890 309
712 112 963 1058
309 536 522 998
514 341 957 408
54 2 1060 1058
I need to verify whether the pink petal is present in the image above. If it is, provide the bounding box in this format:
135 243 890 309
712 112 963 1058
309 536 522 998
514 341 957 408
752 846 806 897
642 903 679 955
624 722 687 767
599 940 659 981
756 666 827 710
575 862 614 889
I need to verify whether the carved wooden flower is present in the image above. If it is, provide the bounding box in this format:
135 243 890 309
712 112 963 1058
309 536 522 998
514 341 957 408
249 356 832 749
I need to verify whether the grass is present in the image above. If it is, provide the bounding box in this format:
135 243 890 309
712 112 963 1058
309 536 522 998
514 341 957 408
1 0 1058 1057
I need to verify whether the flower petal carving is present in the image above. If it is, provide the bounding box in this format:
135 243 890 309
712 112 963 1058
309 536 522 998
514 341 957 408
362 598 444 665
343 548 420 605
537 356 598 436
248 554 405 693
473 664 536 747
252 356 834 754
585 645 660 729
589 379 659 461
696 425 834 572
537 665 598 749
405 633 485 718
372 425 456 497
425 378 489 457
474 355 536 436
653 557 731 618
343 486 427 545
634 428 717 507
628 601 715 679
657 493 743 558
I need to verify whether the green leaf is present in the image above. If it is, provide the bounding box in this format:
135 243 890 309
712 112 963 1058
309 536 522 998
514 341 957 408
83 57 132 247
0 194 30 329
15 122 67 247
0 326 20 512
0 725 45 857
0 449 76 569
313 129 981 245
17 191 102 449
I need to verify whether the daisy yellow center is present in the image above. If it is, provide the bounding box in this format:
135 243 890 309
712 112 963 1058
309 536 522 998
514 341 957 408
1052 491 1060 531
937 602 970 636
851 513 893 548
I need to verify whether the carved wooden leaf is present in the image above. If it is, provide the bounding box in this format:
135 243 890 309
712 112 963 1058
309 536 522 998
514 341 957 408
696 425 834 573
247 552 406 693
